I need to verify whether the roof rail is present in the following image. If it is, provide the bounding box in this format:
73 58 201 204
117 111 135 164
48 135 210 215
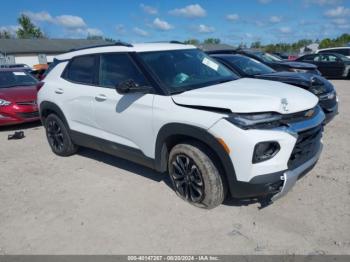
169 40 186 44
68 41 133 52
147 40 186 45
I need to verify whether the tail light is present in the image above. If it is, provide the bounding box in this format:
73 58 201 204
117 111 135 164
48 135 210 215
36 82 44 91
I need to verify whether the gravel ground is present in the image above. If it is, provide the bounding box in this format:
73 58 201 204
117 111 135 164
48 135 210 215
0 80 349 255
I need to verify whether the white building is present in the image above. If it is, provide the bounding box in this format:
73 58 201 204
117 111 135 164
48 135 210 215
299 43 319 55
0 39 110 68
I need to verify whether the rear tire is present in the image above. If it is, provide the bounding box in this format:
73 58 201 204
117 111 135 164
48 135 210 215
168 142 226 209
44 114 78 156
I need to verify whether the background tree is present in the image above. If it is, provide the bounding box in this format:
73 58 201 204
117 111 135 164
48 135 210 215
203 38 221 44
238 42 247 49
104 37 117 42
16 14 44 39
0 30 11 39
250 41 261 49
183 39 200 45
86 35 103 40
319 38 332 49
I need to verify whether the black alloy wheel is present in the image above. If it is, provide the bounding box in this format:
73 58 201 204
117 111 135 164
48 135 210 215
47 119 64 152
170 154 205 203
44 114 78 156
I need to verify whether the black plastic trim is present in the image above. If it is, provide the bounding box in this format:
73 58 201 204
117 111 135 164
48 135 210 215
39 101 70 127
154 123 239 195
67 42 133 52
70 131 155 169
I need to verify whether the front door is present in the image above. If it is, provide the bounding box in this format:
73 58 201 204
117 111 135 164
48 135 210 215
92 53 155 157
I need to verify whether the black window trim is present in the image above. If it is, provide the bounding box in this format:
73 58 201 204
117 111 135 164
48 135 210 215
61 51 166 95
61 54 99 87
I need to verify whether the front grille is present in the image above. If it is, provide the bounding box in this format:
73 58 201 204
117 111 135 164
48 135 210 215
288 125 323 170
281 106 319 124
252 106 319 130
16 101 37 106
17 111 39 119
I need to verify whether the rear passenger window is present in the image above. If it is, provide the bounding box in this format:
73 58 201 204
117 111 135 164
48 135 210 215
313 55 321 62
65 55 96 84
99 53 148 88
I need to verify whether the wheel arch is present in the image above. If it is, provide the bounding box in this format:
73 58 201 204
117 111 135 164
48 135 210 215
39 101 69 128
154 123 238 195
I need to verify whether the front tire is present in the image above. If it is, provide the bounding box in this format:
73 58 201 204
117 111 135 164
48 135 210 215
168 143 226 209
44 114 78 156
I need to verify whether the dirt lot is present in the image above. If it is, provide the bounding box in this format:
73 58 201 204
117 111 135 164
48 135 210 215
0 80 349 255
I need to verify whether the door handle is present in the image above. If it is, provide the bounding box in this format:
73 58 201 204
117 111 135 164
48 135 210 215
95 94 107 101
55 88 64 94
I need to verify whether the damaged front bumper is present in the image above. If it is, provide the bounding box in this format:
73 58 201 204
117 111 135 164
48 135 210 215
271 143 323 201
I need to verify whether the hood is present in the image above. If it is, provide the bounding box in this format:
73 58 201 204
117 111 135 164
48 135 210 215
255 71 312 88
277 61 317 69
255 72 334 93
171 78 318 114
0 85 38 102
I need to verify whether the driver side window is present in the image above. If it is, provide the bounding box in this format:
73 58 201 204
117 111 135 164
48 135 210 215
99 53 148 88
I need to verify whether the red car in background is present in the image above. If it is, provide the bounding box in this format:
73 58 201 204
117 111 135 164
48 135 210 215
0 68 42 126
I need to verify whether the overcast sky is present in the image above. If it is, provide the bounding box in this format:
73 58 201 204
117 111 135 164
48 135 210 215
1 0 349 45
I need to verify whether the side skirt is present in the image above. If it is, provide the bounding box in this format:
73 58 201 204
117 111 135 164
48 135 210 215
70 130 156 170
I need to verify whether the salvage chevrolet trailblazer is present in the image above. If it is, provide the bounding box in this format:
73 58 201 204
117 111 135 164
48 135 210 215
38 42 325 209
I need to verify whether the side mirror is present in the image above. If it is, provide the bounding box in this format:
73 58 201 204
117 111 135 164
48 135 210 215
116 79 152 94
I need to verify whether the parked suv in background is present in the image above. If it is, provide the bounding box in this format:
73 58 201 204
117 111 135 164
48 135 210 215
206 49 320 75
316 47 350 59
38 43 325 209
296 53 350 79
211 53 338 123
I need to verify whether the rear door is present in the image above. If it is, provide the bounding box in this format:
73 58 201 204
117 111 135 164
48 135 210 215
317 54 345 77
59 54 101 136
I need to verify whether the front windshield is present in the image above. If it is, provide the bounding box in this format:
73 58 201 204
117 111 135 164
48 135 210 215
224 56 275 75
139 49 237 94
253 52 282 63
0 71 38 88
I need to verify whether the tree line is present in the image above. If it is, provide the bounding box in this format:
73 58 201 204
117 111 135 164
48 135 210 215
1 15 349 53
186 35 350 53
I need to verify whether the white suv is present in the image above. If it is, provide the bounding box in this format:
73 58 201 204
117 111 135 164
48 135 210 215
38 42 325 209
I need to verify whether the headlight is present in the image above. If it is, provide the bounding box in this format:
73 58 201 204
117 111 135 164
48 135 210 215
226 112 282 129
289 68 308 73
319 90 336 100
0 99 11 106
310 77 327 95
